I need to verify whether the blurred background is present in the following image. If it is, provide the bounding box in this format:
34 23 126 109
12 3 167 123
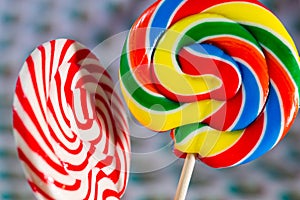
1 0 300 199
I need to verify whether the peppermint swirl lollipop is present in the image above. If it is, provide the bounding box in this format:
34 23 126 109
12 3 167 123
13 39 130 199
120 0 300 169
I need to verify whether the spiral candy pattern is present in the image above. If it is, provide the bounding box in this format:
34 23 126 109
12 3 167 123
13 39 130 199
119 0 300 168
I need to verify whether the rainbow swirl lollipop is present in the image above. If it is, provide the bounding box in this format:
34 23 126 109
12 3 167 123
13 39 130 199
119 0 300 168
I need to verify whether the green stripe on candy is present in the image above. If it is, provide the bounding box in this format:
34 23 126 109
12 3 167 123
174 123 206 143
177 21 261 53
120 42 181 111
244 25 300 98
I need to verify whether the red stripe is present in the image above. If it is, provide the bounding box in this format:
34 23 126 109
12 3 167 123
266 51 298 140
102 189 120 199
13 112 68 174
55 69 71 129
19 149 81 190
203 88 243 131
207 37 269 97
116 148 129 195
128 0 161 94
37 44 47 103
69 49 97 64
49 40 56 83
178 48 240 100
62 149 92 172
95 99 112 155
201 114 265 168
84 64 111 78
110 150 121 183
47 123 83 155
73 89 97 130
15 78 55 152
71 69 98 130
95 92 122 146
83 171 93 200
95 156 123 199
47 97 76 143
26 56 47 119
59 39 75 66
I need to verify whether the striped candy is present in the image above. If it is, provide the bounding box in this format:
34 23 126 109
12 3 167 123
119 0 300 168
13 39 130 199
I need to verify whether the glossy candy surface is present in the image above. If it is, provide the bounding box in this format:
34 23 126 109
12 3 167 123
119 0 300 168
13 39 130 199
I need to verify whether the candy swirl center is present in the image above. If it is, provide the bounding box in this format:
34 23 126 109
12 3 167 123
152 13 269 131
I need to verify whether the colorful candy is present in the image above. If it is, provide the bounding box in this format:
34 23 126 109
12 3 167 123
119 0 300 168
13 39 130 199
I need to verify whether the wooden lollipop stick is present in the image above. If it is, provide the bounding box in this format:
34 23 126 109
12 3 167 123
174 153 196 200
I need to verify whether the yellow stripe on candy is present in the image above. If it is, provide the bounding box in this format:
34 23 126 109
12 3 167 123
175 127 243 157
153 14 226 97
205 2 298 57
120 81 224 131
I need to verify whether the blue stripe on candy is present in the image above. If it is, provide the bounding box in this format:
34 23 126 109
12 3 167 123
233 62 260 130
189 43 225 57
188 44 239 68
240 84 282 165
149 0 183 48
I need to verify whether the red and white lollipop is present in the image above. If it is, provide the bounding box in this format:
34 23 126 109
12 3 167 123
13 39 130 199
